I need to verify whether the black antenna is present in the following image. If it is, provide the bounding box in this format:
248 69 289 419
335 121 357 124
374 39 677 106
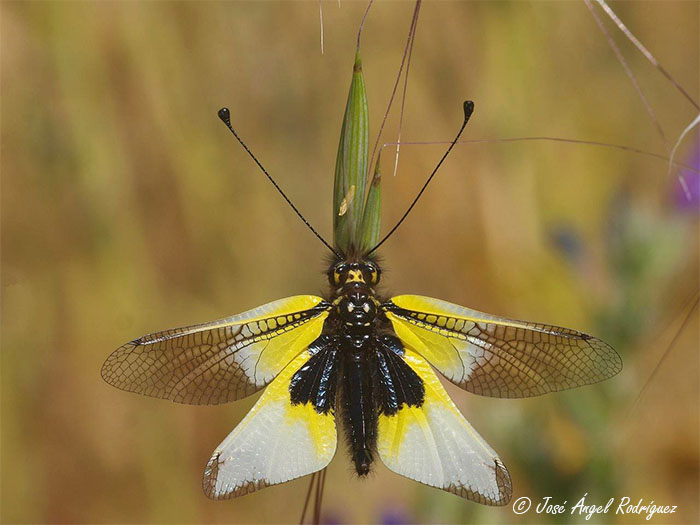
367 100 475 255
217 108 342 259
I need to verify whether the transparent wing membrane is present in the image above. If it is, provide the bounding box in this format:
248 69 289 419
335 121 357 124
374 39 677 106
101 296 330 405
384 295 622 399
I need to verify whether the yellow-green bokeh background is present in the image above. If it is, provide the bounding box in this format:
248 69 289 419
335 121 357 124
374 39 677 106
2 1 698 524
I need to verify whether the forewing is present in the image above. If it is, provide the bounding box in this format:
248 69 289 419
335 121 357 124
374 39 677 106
383 295 622 398
101 296 330 405
203 347 338 499
377 348 512 505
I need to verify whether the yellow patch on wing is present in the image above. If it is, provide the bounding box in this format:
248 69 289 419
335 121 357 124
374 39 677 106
255 315 328 381
386 311 464 382
385 295 621 398
285 402 333 458
102 295 329 405
377 348 512 506
203 350 337 499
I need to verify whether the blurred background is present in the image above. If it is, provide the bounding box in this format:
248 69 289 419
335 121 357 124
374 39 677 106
2 1 698 523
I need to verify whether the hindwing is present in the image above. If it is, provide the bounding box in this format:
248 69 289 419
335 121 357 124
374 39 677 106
203 345 338 498
376 347 512 505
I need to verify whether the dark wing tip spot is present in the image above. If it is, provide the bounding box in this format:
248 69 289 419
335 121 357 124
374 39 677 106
202 453 221 499
493 458 513 506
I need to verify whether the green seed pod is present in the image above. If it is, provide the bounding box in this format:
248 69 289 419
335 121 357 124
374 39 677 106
333 51 369 255
358 152 381 253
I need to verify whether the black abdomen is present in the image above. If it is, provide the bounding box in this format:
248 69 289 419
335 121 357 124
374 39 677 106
340 348 377 476
290 324 425 477
338 333 426 476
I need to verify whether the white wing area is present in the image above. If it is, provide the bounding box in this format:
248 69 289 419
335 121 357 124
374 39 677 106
203 351 337 499
377 349 512 505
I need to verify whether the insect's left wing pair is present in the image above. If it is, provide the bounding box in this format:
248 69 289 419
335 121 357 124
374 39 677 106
102 295 337 497
376 294 622 505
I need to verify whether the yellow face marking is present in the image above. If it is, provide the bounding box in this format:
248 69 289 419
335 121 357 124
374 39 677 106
347 269 365 283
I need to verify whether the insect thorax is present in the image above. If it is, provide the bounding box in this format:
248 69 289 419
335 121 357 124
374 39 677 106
327 259 382 338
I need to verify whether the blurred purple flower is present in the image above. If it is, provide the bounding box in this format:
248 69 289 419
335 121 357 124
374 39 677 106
321 512 343 525
673 142 700 211
550 225 583 266
381 507 412 525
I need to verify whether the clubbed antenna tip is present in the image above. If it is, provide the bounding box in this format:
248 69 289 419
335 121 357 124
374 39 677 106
463 100 474 121
367 99 476 255
218 107 231 126
217 105 341 259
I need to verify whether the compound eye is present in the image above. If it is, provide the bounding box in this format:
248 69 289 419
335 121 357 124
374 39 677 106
331 263 348 286
364 264 380 284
